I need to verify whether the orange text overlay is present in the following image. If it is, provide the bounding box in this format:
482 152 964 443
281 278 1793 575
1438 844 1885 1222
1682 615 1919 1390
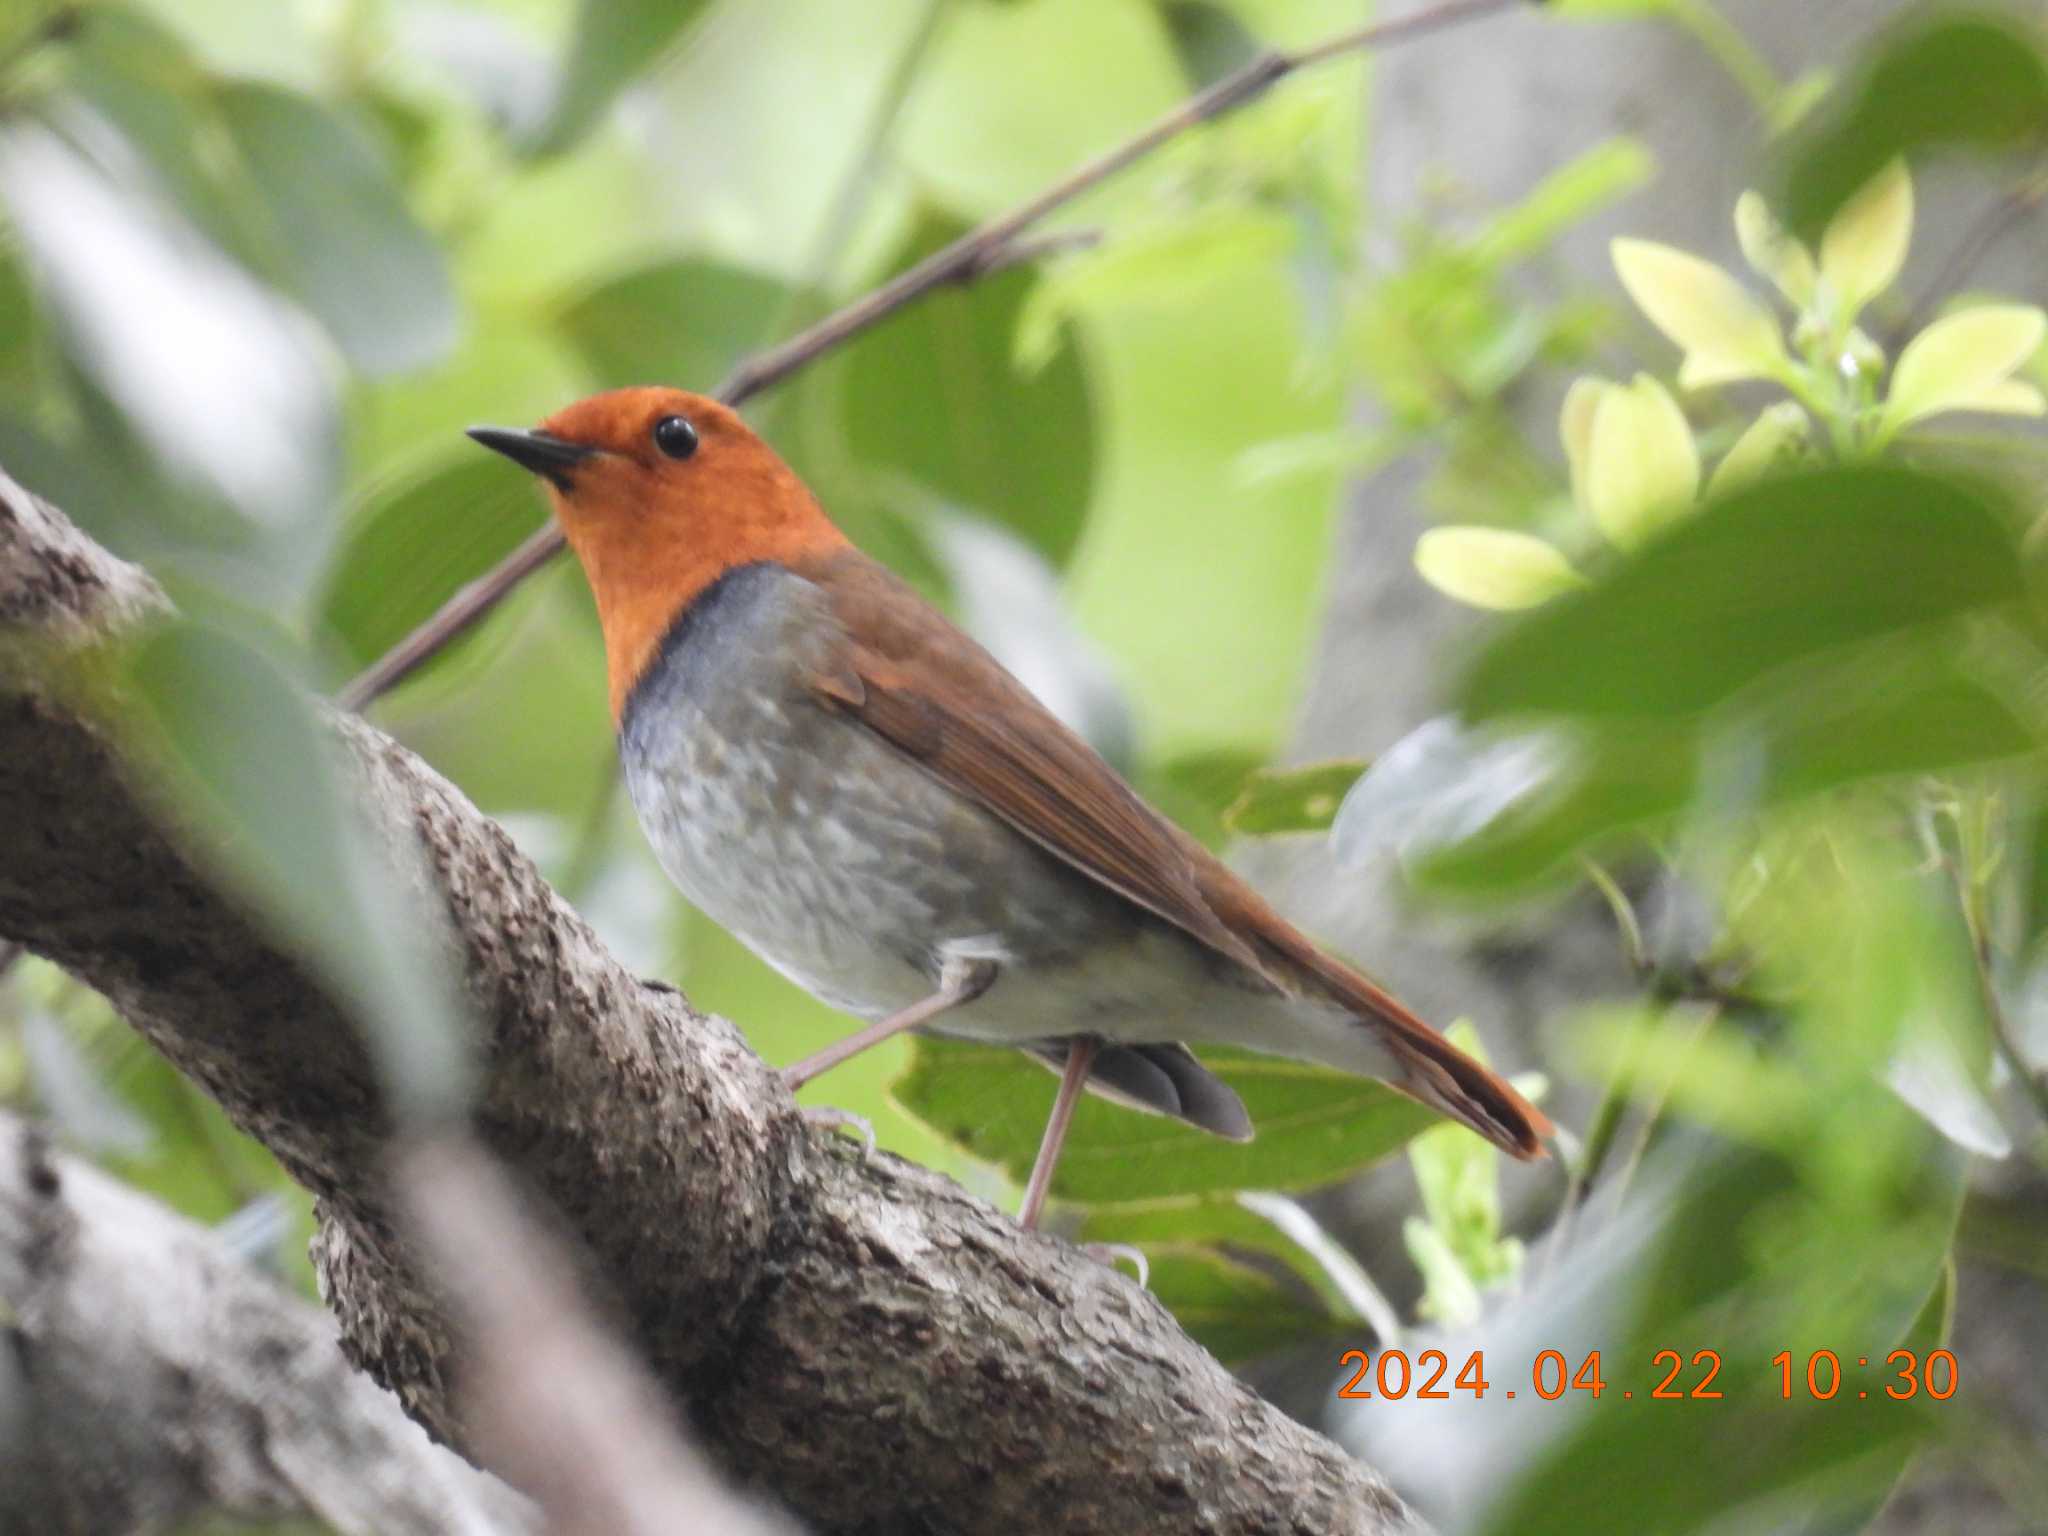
1334 1348 1959 1403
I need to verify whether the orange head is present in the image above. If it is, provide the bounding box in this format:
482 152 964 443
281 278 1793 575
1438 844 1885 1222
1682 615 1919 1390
469 387 849 722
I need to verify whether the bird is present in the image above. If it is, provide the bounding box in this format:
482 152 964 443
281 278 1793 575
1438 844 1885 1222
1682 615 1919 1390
470 386 1550 1226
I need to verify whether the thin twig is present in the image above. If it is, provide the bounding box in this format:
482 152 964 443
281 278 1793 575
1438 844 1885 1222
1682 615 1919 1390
963 227 1104 280
1538 1017 1644 1276
1947 854 2048 1128
1578 855 1649 978
337 0 1524 711
1564 1068 1634 1210
1606 1001 1722 1208
1897 167 2048 343
1664 0 1780 116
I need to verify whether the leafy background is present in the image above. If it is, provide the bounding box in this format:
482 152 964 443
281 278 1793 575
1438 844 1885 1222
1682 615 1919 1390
1 1 2046 1532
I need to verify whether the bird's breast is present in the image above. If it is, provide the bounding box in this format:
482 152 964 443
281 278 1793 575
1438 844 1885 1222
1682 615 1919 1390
617 563 1140 1025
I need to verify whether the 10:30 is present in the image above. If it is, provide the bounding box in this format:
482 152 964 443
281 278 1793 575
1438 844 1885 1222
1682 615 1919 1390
1771 1349 1958 1400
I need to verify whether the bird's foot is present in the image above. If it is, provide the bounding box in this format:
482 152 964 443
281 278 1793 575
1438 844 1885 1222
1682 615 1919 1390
1082 1243 1149 1288
799 1106 876 1158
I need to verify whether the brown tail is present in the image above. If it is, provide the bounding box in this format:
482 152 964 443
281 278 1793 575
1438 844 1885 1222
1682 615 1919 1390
1256 922 1553 1159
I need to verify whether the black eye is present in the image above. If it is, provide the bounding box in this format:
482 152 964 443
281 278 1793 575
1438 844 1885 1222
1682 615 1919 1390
652 415 699 460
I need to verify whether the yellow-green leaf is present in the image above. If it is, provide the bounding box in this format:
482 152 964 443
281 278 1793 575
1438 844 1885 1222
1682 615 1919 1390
1612 238 1789 388
1967 378 2048 415
1705 402 1811 499
1560 376 1610 513
1586 374 1699 549
1819 160 1914 322
1222 761 1367 836
1883 304 2048 435
1414 527 1586 611
1734 191 1816 308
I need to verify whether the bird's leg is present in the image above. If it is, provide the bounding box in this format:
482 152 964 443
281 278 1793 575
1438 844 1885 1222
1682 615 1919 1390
1017 1036 1101 1230
780 956 997 1091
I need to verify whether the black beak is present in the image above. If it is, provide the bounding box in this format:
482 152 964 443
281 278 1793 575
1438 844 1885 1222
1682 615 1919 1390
466 426 597 491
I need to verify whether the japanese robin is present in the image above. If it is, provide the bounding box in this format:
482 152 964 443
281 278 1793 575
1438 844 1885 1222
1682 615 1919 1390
471 387 1549 1226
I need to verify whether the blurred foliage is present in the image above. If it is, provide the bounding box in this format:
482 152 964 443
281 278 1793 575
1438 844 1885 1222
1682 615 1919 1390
2 1 2047 1533
892 1040 1440 1204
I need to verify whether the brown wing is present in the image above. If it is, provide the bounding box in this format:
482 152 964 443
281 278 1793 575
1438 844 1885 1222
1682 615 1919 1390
797 549 1274 983
798 549 1552 1159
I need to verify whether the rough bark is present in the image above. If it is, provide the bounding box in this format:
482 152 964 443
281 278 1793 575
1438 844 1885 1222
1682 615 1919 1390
395 1136 804 1536
0 1112 535 1536
0 468 1428 1535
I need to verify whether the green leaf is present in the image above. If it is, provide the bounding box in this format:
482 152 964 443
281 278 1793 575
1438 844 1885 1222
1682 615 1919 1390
1412 728 1690 894
1468 1137 1961 1536
556 258 790 390
1159 1 1261 90
1458 466 2024 722
1332 717 1571 874
1817 159 1913 324
1015 208 1293 375
838 214 1099 567
1882 305 2048 437
317 456 548 671
1222 760 1367 836
1414 527 1586 610
889 1039 1436 1207
125 0 317 85
1734 191 1816 309
1777 15 2048 242
1416 959 1968 1531
1786 1256 1959 1536
526 0 714 157
1703 402 1810 500
1611 239 1788 389
1058 174 1347 764
212 83 458 375
1425 648 2035 894
899 0 1185 217
1560 376 1607 512
0 241 51 415
1583 373 1699 549
1904 1254 1956 1354
124 621 468 1119
0 125 340 553
1885 1007 2011 1160
1401 1216 1482 1330
1471 137 1655 269
1139 747 1267 851
58 9 266 270
1082 1193 1386 1332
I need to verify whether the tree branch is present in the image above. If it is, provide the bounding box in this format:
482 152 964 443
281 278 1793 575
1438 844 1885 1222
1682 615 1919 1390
0 470 1427 1534
0 1112 536 1536
335 0 1523 712
396 1135 802 1536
